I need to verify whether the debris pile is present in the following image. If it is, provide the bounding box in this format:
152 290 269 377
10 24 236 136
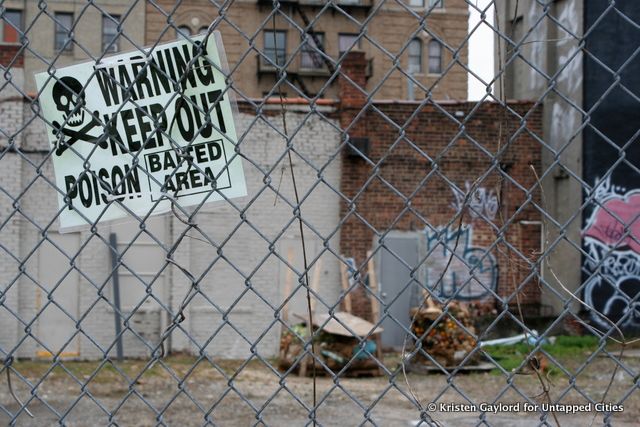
279 312 383 377
409 296 480 367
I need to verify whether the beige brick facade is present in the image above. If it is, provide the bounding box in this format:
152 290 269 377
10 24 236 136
0 0 470 360
2 0 146 94
145 0 469 100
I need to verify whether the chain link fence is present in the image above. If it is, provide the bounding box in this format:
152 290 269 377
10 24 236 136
0 0 639 425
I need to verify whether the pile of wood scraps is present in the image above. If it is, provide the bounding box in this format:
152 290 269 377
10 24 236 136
278 252 384 377
279 311 383 377
409 295 483 369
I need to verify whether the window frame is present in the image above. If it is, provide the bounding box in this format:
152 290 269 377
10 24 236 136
102 14 121 53
263 30 287 67
54 12 74 53
408 38 423 74
300 32 325 70
428 39 443 75
408 0 444 8
2 9 23 43
338 33 361 55
176 25 192 38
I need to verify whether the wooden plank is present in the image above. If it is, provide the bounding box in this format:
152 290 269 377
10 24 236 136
282 247 295 323
310 257 322 312
367 250 383 375
366 250 379 322
340 262 353 313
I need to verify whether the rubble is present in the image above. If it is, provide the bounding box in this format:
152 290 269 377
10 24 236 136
409 296 481 367
279 312 383 377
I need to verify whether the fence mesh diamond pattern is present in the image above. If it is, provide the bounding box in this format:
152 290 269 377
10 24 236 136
0 0 639 426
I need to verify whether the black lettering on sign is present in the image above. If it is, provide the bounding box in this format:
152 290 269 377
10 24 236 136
95 40 218 105
176 89 226 142
64 165 142 209
106 103 168 156
144 139 229 202
96 68 120 107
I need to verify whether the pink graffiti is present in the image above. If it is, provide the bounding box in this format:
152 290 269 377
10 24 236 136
584 192 640 253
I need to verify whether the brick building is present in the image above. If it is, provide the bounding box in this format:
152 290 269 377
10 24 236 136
0 32 346 359
145 0 469 100
0 2 543 358
337 52 543 347
1 0 146 94
495 0 640 332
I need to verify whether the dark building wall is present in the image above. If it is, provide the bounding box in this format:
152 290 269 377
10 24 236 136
582 1 640 330
338 54 543 321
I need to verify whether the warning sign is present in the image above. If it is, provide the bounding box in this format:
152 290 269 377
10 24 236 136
35 33 246 230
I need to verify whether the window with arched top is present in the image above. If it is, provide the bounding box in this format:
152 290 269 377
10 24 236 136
176 25 192 38
408 38 422 74
428 39 442 74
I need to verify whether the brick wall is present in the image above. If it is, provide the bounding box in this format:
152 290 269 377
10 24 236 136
179 107 344 358
145 0 468 100
0 43 23 68
338 53 543 320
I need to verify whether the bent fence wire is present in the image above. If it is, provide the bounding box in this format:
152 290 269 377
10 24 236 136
1 0 639 426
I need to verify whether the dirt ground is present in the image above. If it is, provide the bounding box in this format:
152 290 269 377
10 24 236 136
1 353 639 426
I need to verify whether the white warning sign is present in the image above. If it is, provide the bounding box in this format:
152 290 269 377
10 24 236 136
35 33 246 231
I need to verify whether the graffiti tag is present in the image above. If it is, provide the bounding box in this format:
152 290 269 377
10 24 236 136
424 225 497 300
451 181 499 220
583 177 640 329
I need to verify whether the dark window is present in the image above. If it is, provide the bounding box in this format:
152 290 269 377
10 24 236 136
338 33 360 54
198 26 209 34
264 30 286 66
428 40 442 74
176 25 192 38
2 9 22 43
408 38 422 73
102 14 120 53
301 33 325 69
55 12 74 52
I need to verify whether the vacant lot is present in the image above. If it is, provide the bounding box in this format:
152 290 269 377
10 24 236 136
1 337 639 426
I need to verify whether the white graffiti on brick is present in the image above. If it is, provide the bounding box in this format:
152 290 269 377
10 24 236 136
583 177 640 329
451 181 498 220
425 225 497 300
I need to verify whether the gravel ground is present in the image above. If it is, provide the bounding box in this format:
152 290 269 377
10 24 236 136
1 354 638 426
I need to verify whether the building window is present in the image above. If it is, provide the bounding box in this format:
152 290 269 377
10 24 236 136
301 33 325 69
176 25 192 38
102 14 120 53
198 26 209 34
338 33 360 54
55 12 74 52
408 0 443 7
2 9 22 43
428 40 442 74
264 30 286 66
408 38 422 74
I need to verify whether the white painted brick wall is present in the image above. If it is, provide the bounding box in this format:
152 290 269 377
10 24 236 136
0 106 343 360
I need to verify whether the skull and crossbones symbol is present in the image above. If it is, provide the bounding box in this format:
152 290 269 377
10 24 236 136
51 76 108 156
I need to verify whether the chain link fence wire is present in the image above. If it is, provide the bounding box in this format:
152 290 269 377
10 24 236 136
1 0 639 425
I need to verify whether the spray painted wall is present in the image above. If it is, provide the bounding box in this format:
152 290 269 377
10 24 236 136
583 1 640 330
